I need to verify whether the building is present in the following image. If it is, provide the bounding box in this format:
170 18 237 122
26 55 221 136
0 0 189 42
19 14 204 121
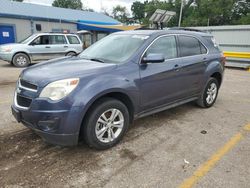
0 0 140 45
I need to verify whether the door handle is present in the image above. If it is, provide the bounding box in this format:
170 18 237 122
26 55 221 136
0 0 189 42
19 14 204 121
203 57 208 65
64 46 68 48
174 64 180 71
45 46 50 48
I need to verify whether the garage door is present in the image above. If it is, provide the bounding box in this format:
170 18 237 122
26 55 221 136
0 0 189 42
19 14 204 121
0 25 15 44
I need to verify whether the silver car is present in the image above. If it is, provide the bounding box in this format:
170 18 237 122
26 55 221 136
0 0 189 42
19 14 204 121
0 33 83 67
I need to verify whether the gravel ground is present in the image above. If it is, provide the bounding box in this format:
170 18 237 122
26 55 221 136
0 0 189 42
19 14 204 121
0 65 249 188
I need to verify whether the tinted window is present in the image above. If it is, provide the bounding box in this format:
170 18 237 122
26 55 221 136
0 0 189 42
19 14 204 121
179 36 206 57
50 35 66 44
200 43 207 54
31 35 50 45
67 36 80 44
146 36 177 59
203 36 220 52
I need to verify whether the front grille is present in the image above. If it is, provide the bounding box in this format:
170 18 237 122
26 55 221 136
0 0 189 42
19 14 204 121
16 94 32 108
20 79 38 91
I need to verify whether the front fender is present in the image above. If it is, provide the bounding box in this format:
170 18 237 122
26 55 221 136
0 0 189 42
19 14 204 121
71 74 140 131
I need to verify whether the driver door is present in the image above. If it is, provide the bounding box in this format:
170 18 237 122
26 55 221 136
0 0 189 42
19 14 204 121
27 35 52 61
139 35 183 111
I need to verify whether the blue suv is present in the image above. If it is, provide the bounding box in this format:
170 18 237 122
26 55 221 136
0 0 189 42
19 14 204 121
11 30 225 149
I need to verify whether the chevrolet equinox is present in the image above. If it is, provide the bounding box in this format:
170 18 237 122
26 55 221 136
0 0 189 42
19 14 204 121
11 30 225 149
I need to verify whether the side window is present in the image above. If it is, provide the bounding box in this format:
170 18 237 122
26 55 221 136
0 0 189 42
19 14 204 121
31 35 50 45
200 43 207 54
49 35 66 44
178 36 206 57
146 36 177 59
67 36 80 44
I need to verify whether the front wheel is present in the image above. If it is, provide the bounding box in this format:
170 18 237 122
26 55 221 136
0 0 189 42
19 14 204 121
82 98 129 150
12 53 30 67
196 78 219 108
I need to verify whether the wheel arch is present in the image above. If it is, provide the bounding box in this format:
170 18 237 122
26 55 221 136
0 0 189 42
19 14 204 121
85 91 135 123
12 51 31 63
210 72 222 88
65 51 77 56
78 91 135 139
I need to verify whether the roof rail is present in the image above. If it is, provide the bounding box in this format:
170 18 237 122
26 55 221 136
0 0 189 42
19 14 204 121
168 27 205 32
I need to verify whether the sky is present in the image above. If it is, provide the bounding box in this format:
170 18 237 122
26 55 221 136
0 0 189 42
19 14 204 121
23 0 144 14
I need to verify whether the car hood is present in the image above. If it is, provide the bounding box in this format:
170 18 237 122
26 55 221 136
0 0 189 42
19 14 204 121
21 56 117 87
0 43 24 49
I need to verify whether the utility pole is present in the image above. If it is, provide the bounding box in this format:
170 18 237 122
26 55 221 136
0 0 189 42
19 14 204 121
178 0 184 27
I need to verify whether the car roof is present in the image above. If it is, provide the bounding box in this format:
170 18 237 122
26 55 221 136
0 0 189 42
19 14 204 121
114 29 212 37
35 33 78 36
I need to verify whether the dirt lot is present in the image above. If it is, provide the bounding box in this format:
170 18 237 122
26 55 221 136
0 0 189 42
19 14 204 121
0 61 249 188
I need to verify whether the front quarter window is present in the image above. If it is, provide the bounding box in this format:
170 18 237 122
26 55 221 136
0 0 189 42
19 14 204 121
79 34 148 63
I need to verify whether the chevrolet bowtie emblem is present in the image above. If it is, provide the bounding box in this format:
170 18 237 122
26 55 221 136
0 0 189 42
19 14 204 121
16 87 21 94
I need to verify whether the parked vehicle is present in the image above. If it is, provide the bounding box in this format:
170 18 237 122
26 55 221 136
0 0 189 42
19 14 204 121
11 30 225 149
0 33 83 67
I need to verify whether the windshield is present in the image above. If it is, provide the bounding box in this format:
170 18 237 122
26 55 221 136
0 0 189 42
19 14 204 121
19 34 39 44
79 34 149 63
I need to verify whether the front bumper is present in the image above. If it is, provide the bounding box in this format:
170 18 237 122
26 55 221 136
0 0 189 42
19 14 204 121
11 100 83 146
0 52 13 62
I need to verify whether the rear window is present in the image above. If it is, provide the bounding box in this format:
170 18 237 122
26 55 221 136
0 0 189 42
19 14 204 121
67 36 80 44
203 36 220 51
178 36 207 57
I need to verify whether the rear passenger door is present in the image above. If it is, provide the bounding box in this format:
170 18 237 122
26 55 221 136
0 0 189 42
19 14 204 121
49 35 68 58
176 35 208 98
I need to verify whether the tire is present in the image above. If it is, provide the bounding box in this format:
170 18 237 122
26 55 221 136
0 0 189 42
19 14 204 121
66 51 77 56
196 77 219 108
12 53 30 67
82 98 129 150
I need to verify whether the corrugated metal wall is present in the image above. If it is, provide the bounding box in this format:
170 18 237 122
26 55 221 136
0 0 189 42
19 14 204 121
191 25 250 52
191 25 250 68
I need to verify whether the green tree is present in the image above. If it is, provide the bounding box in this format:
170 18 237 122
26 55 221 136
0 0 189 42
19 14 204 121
136 0 250 27
131 1 146 23
52 0 82 10
112 5 129 24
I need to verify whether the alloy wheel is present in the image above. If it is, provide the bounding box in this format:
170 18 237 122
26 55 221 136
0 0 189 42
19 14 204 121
95 108 124 143
206 82 217 105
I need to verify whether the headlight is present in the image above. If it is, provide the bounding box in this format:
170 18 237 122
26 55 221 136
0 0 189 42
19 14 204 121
1 46 12 52
39 78 79 101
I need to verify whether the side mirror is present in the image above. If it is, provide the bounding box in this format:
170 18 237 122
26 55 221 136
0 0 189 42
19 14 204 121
142 53 165 64
29 42 36 46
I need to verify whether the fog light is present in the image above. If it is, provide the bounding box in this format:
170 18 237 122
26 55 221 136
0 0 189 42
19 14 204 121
38 118 60 132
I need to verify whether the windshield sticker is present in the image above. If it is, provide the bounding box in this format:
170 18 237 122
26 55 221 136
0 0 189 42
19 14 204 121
132 35 149 40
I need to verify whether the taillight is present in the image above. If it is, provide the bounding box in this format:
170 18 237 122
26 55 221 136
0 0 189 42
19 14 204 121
221 53 226 66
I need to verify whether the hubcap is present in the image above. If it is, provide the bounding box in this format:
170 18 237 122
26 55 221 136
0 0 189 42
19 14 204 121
95 108 124 143
206 82 217 105
16 56 27 65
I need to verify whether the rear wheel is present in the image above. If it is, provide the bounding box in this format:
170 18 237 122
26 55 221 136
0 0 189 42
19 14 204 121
196 77 219 108
83 98 129 150
66 51 77 56
12 53 30 67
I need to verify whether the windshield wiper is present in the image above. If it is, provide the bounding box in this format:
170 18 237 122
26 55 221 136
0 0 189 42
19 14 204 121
90 58 105 63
